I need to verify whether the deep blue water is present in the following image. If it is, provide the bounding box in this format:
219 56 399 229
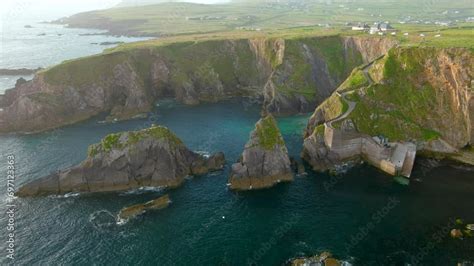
0 99 473 265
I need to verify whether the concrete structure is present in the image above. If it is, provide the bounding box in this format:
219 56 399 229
323 125 417 177
304 59 416 178
370 22 396 35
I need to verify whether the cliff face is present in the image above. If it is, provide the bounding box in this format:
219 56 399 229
351 47 473 152
303 47 473 171
229 115 293 190
17 126 225 197
0 36 395 134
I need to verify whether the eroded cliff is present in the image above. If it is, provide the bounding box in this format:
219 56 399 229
0 35 395 134
303 47 474 171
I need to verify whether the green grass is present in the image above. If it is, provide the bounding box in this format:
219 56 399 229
395 25 474 49
346 47 468 142
274 35 364 101
338 69 369 92
43 52 129 87
87 125 183 157
60 0 474 40
127 126 183 146
313 124 325 135
256 115 285 150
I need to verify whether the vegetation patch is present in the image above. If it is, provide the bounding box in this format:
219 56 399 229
127 126 183 146
87 125 183 157
256 116 285 150
313 124 325 136
43 52 129 87
349 50 444 142
338 69 368 92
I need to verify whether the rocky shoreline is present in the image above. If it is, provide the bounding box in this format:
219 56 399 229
118 194 171 221
0 68 42 76
17 125 225 197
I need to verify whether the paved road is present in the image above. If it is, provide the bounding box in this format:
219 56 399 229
325 59 376 129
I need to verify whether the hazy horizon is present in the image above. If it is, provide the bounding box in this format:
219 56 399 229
0 0 231 22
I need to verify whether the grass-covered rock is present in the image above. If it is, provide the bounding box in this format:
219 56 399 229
229 115 293 190
17 125 226 197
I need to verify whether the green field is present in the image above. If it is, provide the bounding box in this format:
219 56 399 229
59 0 474 41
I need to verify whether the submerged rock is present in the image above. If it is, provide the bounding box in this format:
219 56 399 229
287 251 347 266
229 115 293 190
118 194 170 221
17 125 225 197
451 229 464 239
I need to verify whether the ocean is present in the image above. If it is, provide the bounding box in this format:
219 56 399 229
0 17 150 93
0 99 473 265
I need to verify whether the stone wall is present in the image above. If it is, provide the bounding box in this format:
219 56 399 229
321 125 416 177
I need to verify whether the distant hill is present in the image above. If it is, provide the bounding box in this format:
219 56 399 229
116 0 230 7
58 0 473 37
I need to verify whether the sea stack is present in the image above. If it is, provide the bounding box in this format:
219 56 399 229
17 125 225 197
229 115 293 190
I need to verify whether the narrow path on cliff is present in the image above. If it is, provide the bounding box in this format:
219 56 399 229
325 60 376 129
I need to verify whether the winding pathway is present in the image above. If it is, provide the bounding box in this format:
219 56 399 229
324 59 376 129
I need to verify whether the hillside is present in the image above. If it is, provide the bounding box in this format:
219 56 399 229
54 0 474 37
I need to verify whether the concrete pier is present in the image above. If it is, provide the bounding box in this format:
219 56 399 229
323 125 417 178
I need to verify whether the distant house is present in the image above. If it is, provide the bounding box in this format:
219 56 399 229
369 22 396 34
379 23 395 32
351 23 370 31
369 25 379 34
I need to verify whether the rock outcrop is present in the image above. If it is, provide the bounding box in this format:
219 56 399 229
287 251 345 266
118 194 170 221
0 36 396 134
229 115 293 190
17 126 225 197
303 47 474 172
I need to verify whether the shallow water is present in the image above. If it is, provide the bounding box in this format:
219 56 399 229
0 99 472 265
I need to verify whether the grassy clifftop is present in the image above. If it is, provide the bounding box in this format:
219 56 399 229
346 47 473 148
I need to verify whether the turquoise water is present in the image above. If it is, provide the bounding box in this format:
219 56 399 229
0 99 473 265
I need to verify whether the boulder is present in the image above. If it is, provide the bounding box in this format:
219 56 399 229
118 194 170 221
451 229 463 239
17 125 225 197
287 251 343 266
229 115 293 190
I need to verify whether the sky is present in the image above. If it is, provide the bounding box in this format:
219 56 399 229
0 0 230 22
